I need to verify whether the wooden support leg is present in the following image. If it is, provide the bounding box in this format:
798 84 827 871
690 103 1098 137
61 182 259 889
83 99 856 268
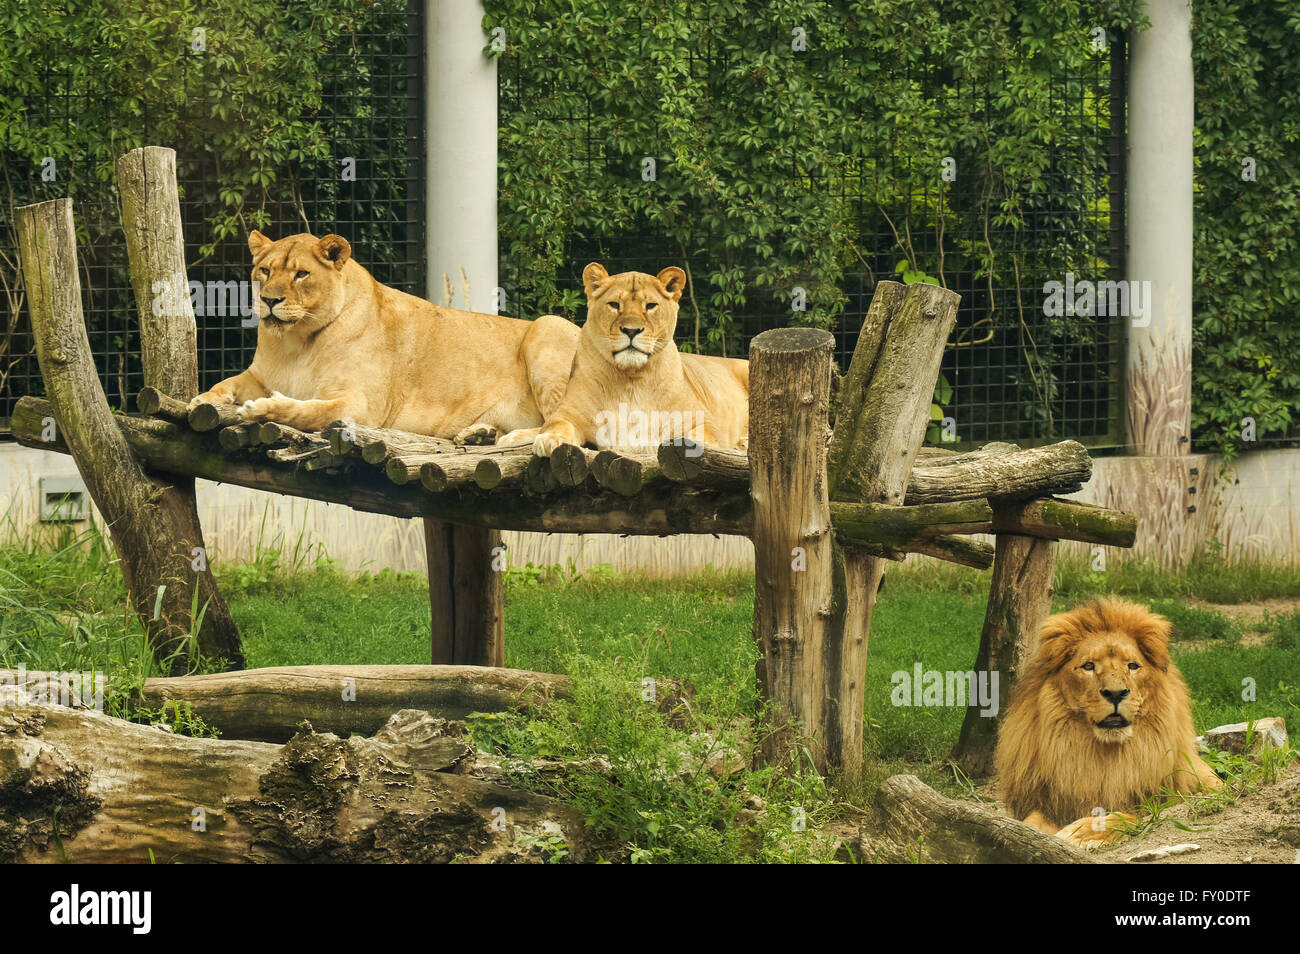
424 518 504 666
750 327 839 773
16 196 243 675
952 530 1056 777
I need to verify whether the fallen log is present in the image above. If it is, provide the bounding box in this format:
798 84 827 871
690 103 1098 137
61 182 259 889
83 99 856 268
858 775 1090 864
0 705 607 863
0 665 569 743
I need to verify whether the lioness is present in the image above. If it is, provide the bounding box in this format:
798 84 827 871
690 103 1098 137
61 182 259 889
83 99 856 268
508 263 749 454
996 598 1222 849
189 230 580 440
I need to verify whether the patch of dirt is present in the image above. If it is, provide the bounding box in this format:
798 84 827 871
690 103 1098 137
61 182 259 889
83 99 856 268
1094 760 1300 865
1188 597 1300 625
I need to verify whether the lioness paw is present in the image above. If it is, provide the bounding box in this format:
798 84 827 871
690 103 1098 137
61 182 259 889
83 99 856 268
455 423 499 446
533 432 567 457
238 391 291 424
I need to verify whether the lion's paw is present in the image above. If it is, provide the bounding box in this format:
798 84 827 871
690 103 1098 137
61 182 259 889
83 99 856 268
238 391 291 424
1058 812 1139 849
455 423 499 446
533 432 567 457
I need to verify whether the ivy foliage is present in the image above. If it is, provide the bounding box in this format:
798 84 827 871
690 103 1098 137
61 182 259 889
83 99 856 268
1191 0 1300 458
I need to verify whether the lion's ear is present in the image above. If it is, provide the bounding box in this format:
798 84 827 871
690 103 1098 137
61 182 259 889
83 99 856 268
248 230 272 255
657 267 686 302
317 234 352 269
583 263 610 297
1034 612 1082 672
1131 612 1172 672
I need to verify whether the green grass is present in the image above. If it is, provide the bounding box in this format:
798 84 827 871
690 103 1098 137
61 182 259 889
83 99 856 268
2 528 1298 861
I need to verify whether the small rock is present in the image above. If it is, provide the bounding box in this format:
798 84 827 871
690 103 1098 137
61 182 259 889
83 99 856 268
151 722 175 733
1128 843 1202 863
1201 717 1287 755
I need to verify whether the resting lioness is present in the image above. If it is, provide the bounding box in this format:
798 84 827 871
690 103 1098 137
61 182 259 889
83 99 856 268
189 230 580 440
509 263 749 454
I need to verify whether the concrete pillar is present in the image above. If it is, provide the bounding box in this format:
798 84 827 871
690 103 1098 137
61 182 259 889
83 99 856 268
1125 0 1194 457
425 0 497 313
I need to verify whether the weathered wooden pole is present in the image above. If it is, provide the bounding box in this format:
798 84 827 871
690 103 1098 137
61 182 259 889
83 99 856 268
425 522 505 666
749 326 839 772
15 198 243 674
952 513 1056 776
823 280 962 779
115 146 243 670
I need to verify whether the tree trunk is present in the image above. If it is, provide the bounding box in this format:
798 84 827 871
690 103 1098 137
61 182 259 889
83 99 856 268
822 281 961 780
0 705 606 863
859 775 1089 864
749 326 839 772
952 525 1057 777
14 199 242 673
116 146 243 670
425 521 504 666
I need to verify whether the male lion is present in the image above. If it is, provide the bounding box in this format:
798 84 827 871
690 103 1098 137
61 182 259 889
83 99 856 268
190 230 580 439
511 263 749 454
996 598 1222 849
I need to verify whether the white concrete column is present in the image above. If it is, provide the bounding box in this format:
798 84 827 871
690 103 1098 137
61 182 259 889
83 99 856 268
425 0 497 313
1125 0 1194 457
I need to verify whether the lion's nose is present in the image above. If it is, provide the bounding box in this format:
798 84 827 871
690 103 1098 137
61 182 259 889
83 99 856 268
1100 687 1130 705
262 295 284 309
620 326 642 340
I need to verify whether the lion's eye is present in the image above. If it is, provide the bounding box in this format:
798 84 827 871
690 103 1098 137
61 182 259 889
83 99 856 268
646 302 658 310
1081 662 1095 671
1128 662 1141 671
295 270 310 280
258 268 269 277
608 301 620 311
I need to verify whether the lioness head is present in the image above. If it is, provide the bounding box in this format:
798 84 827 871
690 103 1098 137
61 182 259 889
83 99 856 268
1035 599 1173 744
248 230 353 332
582 263 686 372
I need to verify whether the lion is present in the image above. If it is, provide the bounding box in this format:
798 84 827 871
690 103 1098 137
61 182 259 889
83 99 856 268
995 598 1222 849
189 230 580 440
505 263 749 455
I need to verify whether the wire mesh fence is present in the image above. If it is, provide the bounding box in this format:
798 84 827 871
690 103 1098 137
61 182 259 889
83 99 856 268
3 4 1125 452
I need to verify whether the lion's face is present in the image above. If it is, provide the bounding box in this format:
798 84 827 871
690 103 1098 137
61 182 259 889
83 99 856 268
582 263 686 373
1038 602 1174 745
248 230 353 332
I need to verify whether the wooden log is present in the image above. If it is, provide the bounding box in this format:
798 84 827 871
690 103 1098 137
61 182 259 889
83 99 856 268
420 457 484 493
188 400 243 432
859 775 1089 864
904 440 1091 504
0 665 569 743
135 386 189 424
0 705 606 863
822 282 961 779
907 534 995 570
526 454 560 493
425 522 504 667
474 453 530 490
602 453 661 497
117 147 242 672
342 425 457 465
951 527 1057 777
11 396 754 535
218 424 259 452
657 439 749 486
829 496 1137 549
550 444 596 486
749 326 839 772
14 198 243 673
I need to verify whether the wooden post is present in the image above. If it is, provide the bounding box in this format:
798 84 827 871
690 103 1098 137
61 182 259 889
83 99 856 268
115 146 243 670
824 281 962 779
749 327 838 772
14 198 243 673
952 522 1057 777
424 521 504 666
